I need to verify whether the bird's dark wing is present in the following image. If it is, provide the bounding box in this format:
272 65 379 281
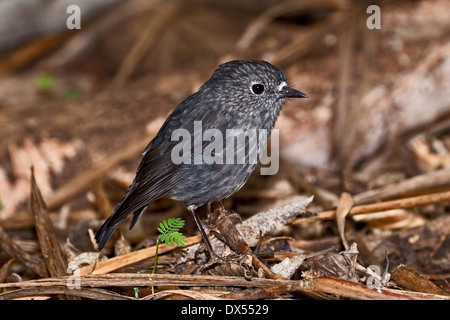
94 143 180 250
95 93 203 250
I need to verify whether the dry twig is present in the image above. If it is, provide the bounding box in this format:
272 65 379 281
354 168 450 204
292 190 450 225
1 273 448 301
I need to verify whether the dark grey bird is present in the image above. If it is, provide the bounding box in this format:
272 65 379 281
95 60 307 260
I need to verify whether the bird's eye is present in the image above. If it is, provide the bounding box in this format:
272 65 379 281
251 84 265 95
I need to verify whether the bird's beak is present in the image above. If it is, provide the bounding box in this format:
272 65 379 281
278 86 308 99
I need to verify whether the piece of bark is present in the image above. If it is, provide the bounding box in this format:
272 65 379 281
391 265 450 296
30 167 67 278
237 195 314 246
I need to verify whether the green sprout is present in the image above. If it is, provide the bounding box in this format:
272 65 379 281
151 218 187 295
133 218 187 297
156 217 187 247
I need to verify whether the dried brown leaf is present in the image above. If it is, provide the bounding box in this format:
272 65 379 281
336 192 354 250
30 167 67 278
304 243 359 282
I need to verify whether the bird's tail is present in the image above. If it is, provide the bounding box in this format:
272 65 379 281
95 168 174 250
94 215 119 251
95 204 147 250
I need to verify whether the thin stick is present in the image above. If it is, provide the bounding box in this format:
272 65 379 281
0 273 282 290
291 190 450 225
354 168 450 204
2 274 448 300
0 287 134 300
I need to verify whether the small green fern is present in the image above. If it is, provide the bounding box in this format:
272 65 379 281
157 217 187 247
151 218 187 295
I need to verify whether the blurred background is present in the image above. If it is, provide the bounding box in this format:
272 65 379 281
0 0 449 277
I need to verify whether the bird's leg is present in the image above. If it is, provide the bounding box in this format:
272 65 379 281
187 206 220 263
187 206 248 269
